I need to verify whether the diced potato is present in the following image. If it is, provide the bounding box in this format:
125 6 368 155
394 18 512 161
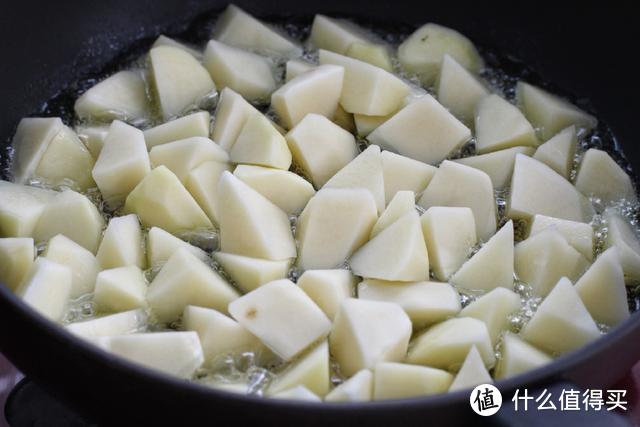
211 88 257 151
521 277 600 354
91 331 204 378
43 234 99 298
475 94 537 154
269 341 330 397
298 269 356 320
421 206 477 281
381 151 437 205
529 214 594 261
213 252 291 293
437 55 489 126
146 226 208 268
124 166 212 234
16 257 72 322
296 189 377 270
358 279 460 326
217 171 296 260
76 125 109 159
494 332 552 380
309 14 372 54
228 279 331 361
0 181 56 237
11 117 64 184
230 113 292 169
319 50 409 116
398 23 483 87
66 309 147 338
575 247 629 326
204 40 276 102
346 42 393 72
453 146 535 189
605 208 640 280
285 59 315 82
575 148 636 206
449 346 492 392
94 266 147 312
149 137 228 184
351 211 429 281
147 248 239 322
324 369 373 402
533 126 577 179
516 82 597 140
92 121 150 207
0 238 34 291
272 386 321 402
353 113 391 137
330 298 411 376
271 64 344 129
74 70 150 122
212 4 301 56
459 287 521 345
34 189 104 253
144 111 211 149
96 215 146 269
370 191 415 238
152 35 202 59
149 46 216 120
406 317 495 371
374 362 453 400
508 154 595 222
515 229 589 297
450 221 514 292
285 113 357 188
185 160 232 226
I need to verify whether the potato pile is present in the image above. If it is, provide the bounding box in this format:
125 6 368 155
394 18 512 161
1 4 640 403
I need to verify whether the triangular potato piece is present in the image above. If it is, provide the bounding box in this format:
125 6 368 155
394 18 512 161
453 146 535 189
211 88 257 151
17 257 72 322
298 269 356 320
324 369 372 402
94 266 147 312
230 114 292 169
43 234 99 298
185 160 232 226
529 214 594 261
268 341 330 397
448 346 492 392
494 332 552 379
213 252 291 293
575 148 637 206
370 190 415 238
310 14 372 55
381 151 436 205
475 94 537 154
96 214 145 270
533 126 577 179
0 237 34 291
605 208 640 280
146 226 208 268
149 137 228 182
374 362 453 400
144 111 211 149
459 287 521 345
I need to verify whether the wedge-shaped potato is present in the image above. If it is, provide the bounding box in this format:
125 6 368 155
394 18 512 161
0 181 55 237
92 121 150 207
515 229 589 297
182 305 262 366
575 148 636 206
149 137 228 183
11 118 65 184
217 171 296 260
398 23 483 87
351 211 429 281
374 362 453 400
286 114 357 188
97 214 143 270
324 369 372 402
230 114 292 169
212 4 301 56
124 166 212 234
297 189 377 270
421 206 477 281
272 386 321 402
0 237 34 291
437 55 489 126
450 221 514 292
521 277 600 354
310 14 372 54
152 35 202 59
75 70 149 122
319 50 409 116
269 341 330 397
449 346 492 392
76 125 109 159
605 208 640 280
211 88 257 151
346 42 393 72
91 332 204 378
66 309 146 338
34 190 104 253
508 154 595 222
272 64 344 129
353 113 391 137
147 248 239 322
144 111 211 149
285 59 314 82
454 146 535 189
459 287 521 345
533 126 577 179
529 214 594 261
94 266 147 312
44 234 99 298
229 279 331 361
381 151 436 204
516 82 597 140
370 191 415 238
575 247 629 326
146 226 208 268
358 279 460 326
330 298 411 376
213 252 291 293
494 332 552 380
298 269 355 320
407 317 495 371
185 160 231 226
204 40 275 102
16 257 72 322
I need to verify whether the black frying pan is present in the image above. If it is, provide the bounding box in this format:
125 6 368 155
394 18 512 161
1 1 639 425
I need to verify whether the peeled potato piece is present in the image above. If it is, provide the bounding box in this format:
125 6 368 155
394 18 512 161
0 237 34 291
229 279 331 361
74 70 149 122
449 346 492 392
269 341 330 397
11 117 64 184
453 146 535 189
459 287 521 345
310 14 372 54
272 386 321 402
94 266 147 313
146 226 208 268
66 309 147 338
211 88 258 152
230 113 292 170
44 234 100 298
330 298 411 377
185 160 232 226
324 369 373 402
346 42 393 72
144 111 211 149
533 126 577 179
374 362 453 400
0 181 56 237
421 206 477 281
298 269 356 320
494 332 552 380
370 191 415 238
605 208 640 280
75 125 109 159
575 148 636 206
381 151 437 205
285 59 315 82
521 277 600 355
296 189 377 271
437 55 489 126
213 252 291 293
149 137 228 183
152 35 202 59
16 257 72 322
353 113 391 137
529 214 594 261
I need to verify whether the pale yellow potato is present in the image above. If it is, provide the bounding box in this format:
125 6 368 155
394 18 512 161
152 35 202 59
449 346 492 392
494 332 552 380
381 151 437 205
230 114 292 169
310 14 372 54
66 309 147 339
454 147 534 190
94 266 147 313
16 257 72 322
144 111 211 149
373 363 453 400
11 117 64 184
0 237 34 291
459 287 521 345
575 148 637 205
605 208 640 280
297 269 356 320
185 160 232 226
528 214 594 261
353 112 391 137
96 214 145 270
149 137 228 183
285 59 315 82
269 341 330 397
75 125 109 159
146 226 208 268
211 88 257 151
533 125 577 179
272 386 321 402
324 369 372 402
213 252 291 293
370 190 415 238
44 234 99 298
346 42 393 72
0 181 56 237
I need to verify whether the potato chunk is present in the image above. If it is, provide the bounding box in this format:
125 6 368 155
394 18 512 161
381 151 436 205
66 309 147 338
44 234 99 298
494 332 552 379
370 191 415 238
454 147 535 190
211 88 257 151
459 287 521 345
533 126 577 179
144 111 211 149
374 363 453 400
152 35 202 58
575 148 636 206
146 226 207 268
0 237 34 291
298 269 356 320
475 94 537 154
272 386 321 402
213 252 291 293
185 160 231 226
230 114 292 169
437 55 489 126
346 42 393 72
0 181 55 237
529 214 594 261
605 208 640 280
269 341 330 397
16 257 72 322
449 346 492 392
149 137 228 183
11 117 64 184
94 266 147 312
310 14 372 54
285 59 315 82
75 125 109 159
324 369 373 402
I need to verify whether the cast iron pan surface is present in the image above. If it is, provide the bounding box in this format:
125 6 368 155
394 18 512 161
1 1 640 426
